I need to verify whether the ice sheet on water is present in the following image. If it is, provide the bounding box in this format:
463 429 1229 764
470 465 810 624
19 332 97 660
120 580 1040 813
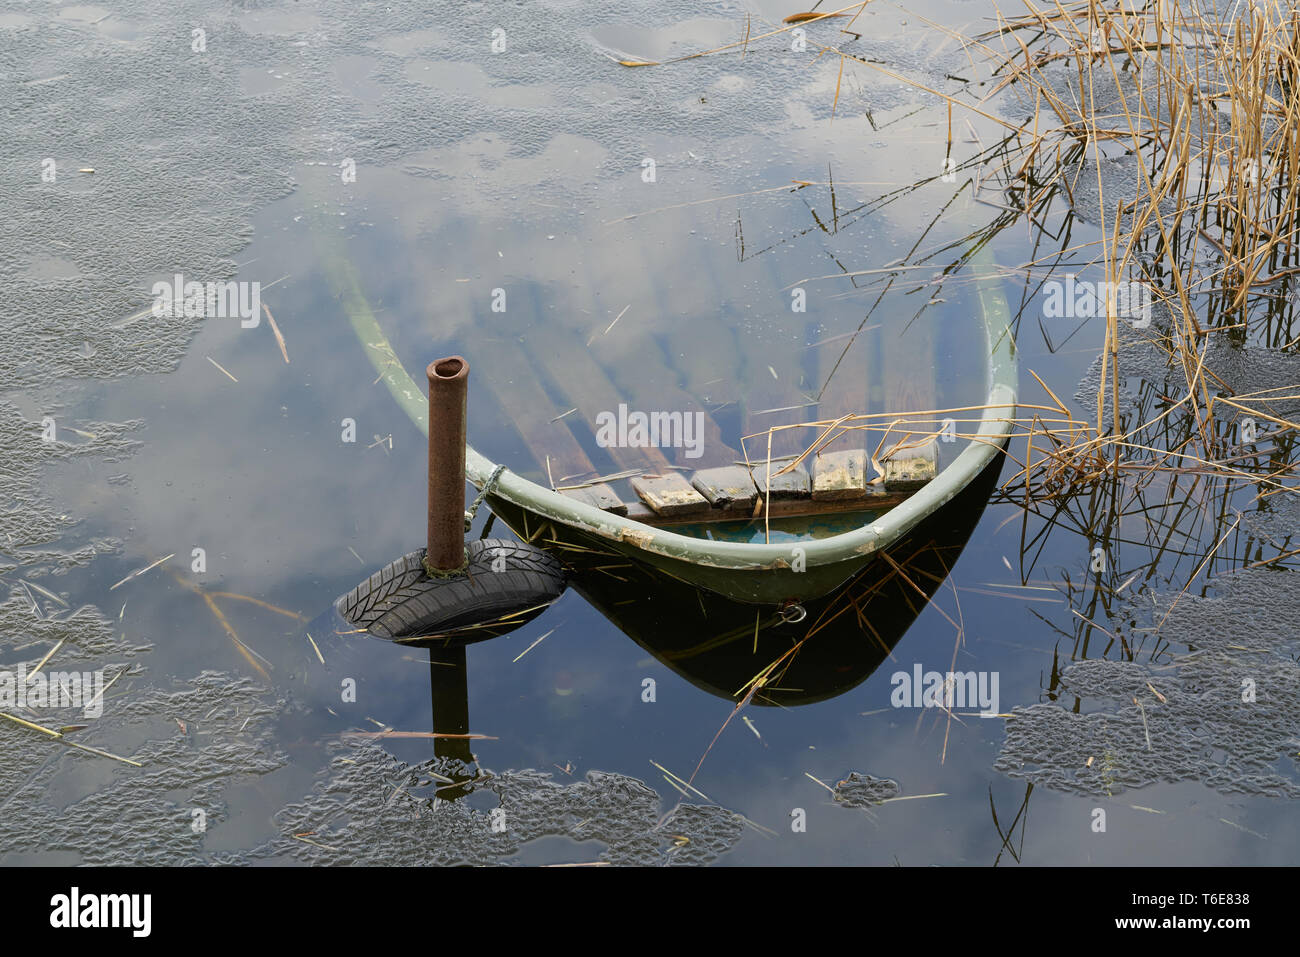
0 671 286 865
0 401 138 565
1076 322 1300 425
833 771 901 808
996 568 1300 799
233 742 745 866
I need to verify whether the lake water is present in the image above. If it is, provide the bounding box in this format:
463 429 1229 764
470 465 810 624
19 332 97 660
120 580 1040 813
0 0 1295 865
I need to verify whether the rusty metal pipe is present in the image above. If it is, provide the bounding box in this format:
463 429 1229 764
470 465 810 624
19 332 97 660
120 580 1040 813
426 356 469 571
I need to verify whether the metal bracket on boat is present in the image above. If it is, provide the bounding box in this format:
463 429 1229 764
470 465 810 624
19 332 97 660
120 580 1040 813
778 601 807 625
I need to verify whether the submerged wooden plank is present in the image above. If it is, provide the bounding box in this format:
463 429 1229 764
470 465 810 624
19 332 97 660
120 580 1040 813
814 317 876 455
560 484 627 515
691 465 758 511
668 323 742 409
876 304 942 494
744 359 817 460
631 472 710 517
659 235 744 408
881 438 938 492
814 321 873 419
476 335 599 486
622 486 914 527
750 457 811 499
882 311 939 439
469 331 629 517
530 326 672 474
744 266 818 460
573 232 737 468
589 326 738 468
811 448 871 501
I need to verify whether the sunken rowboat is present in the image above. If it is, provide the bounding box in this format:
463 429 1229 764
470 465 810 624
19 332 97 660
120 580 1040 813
335 243 1018 606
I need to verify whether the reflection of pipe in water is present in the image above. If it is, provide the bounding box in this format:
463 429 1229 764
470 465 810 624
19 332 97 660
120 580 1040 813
429 645 471 759
428 644 475 801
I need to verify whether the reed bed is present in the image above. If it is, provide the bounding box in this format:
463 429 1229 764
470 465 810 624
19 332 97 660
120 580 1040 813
964 0 1300 635
695 0 1300 602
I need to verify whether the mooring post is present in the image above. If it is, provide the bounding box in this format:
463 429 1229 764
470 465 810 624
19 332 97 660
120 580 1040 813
426 356 470 571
